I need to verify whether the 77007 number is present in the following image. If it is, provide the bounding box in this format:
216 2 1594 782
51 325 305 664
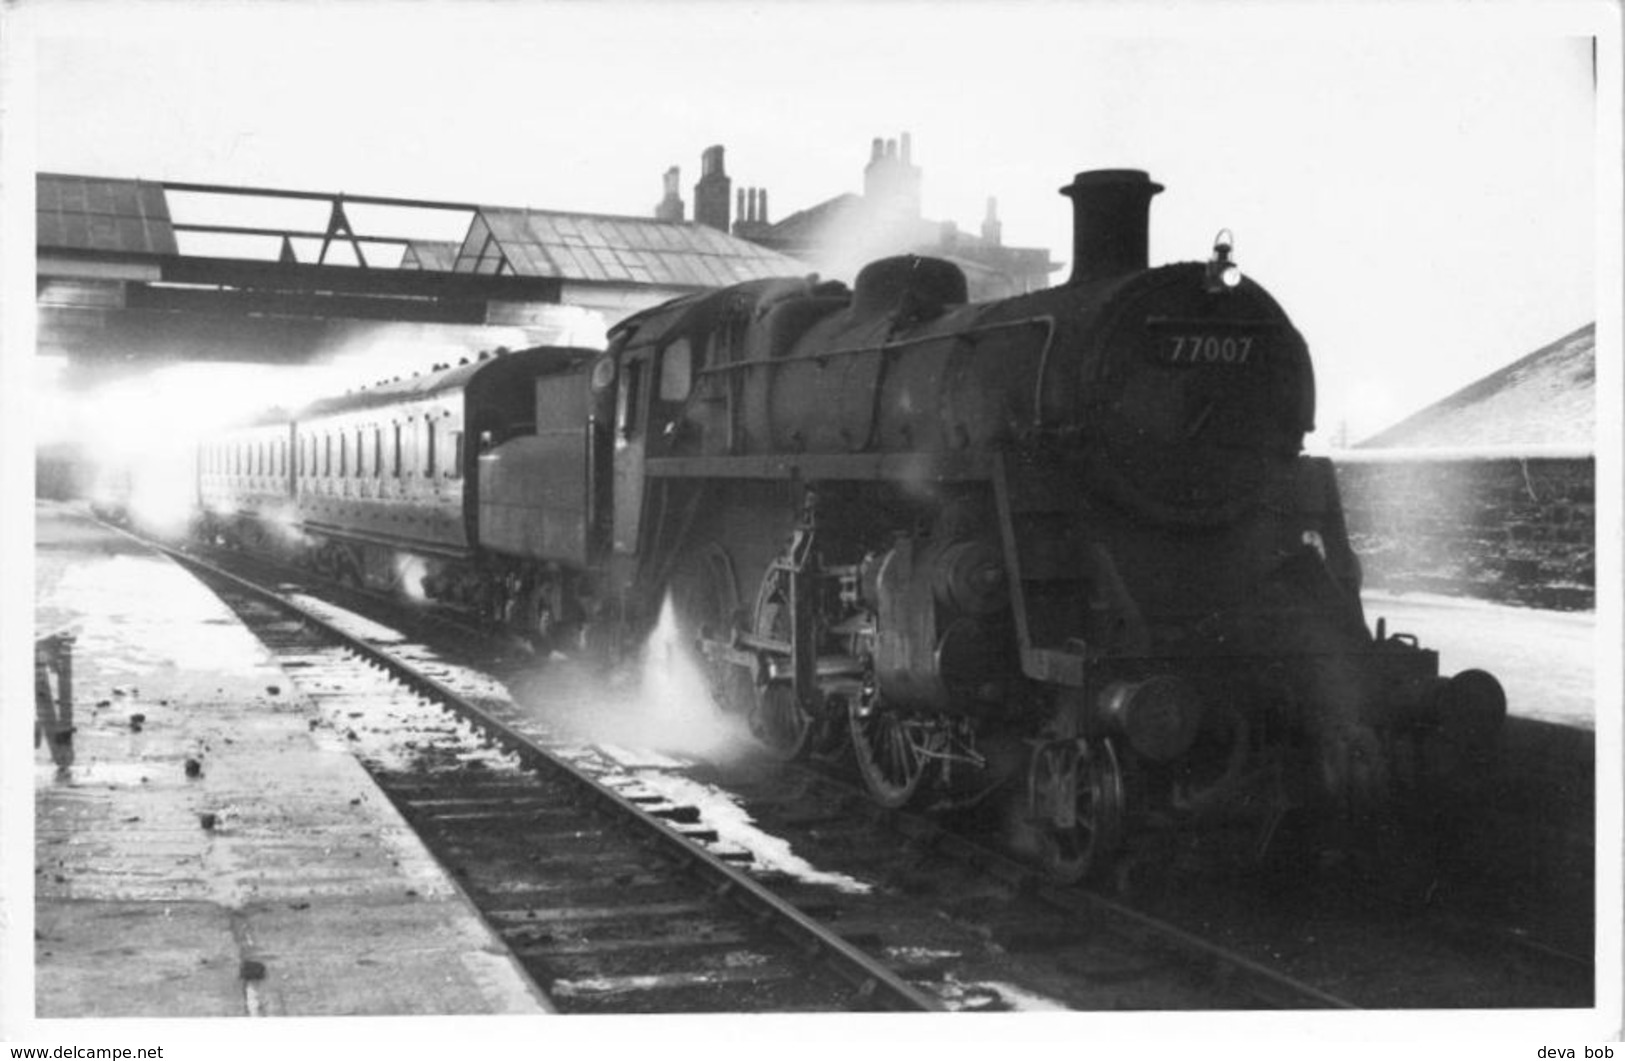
1164 334 1256 365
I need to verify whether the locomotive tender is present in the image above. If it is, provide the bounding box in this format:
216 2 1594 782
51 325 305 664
197 169 1505 879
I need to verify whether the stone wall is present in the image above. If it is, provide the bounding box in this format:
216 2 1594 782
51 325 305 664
1335 456 1595 611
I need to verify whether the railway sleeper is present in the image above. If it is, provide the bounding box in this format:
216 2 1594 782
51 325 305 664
545 968 848 1014
511 928 757 960
534 942 794 980
485 898 722 926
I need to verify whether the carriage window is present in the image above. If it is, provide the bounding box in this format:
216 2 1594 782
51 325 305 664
659 338 693 401
425 416 437 477
449 431 464 479
324 434 332 477
393 423 403 477
374 428 384 477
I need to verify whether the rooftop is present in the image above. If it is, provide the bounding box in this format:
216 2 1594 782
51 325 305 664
1357 323 1596 450
458 206 806 287
37 174 178 256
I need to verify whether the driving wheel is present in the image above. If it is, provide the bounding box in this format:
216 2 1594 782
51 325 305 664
747 565 822 760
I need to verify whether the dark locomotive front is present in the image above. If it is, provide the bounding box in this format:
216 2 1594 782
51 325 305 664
601 168 1505 879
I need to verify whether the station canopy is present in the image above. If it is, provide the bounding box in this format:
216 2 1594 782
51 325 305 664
455 207 806 288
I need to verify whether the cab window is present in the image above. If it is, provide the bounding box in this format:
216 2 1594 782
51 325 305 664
658 338 693 402
618 358 646 439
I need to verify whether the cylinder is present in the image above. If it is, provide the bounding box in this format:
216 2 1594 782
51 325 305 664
1099 675 1203 762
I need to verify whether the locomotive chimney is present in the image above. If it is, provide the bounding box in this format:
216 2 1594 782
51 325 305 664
1060 169 1164 284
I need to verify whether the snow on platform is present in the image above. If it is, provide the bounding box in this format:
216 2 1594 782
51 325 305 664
30 502 552 1020
1362 590 1593 729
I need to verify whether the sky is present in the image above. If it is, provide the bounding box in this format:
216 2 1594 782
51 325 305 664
8 0 1606 446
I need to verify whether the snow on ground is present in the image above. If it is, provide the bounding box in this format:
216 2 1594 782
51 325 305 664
1361 591 1594 729
934 974 1071 1012
44 553 273 678
287 593 408 644
280 593 874 895
623 771 874 895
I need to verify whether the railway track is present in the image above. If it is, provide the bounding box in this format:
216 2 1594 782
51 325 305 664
688 754 1593 1011
166 548 938 1013
150 533 1592 1012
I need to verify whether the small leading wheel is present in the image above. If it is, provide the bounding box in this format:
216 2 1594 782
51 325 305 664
746 567 822 760
1029 737 1126 883
849 701 930 809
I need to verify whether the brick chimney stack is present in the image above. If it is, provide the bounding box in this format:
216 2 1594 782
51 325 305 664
981 197 1002 246
694 145 732 232
862 131 922 218
732 186 772 239
654 166 684 222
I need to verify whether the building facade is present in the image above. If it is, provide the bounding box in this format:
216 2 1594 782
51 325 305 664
660 135 1057 301
1336 324 1596 611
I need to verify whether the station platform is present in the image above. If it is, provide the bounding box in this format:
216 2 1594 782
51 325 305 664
32 501 553 1018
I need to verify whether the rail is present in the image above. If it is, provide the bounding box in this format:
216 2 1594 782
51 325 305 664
151 539 942 1013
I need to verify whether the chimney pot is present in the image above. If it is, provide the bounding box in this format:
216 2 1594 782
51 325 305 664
655 165 685 221
702 144 725 177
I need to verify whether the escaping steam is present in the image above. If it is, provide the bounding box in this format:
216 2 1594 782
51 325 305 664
394 553 430 603
507 592 755 765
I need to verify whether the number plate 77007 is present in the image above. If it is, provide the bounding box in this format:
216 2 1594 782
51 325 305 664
1143 320 1274 368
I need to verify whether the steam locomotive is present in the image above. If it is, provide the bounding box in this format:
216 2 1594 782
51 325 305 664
196 169 1505 879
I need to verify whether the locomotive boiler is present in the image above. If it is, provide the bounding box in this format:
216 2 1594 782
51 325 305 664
195 168 1506 880
596 169 1506 878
